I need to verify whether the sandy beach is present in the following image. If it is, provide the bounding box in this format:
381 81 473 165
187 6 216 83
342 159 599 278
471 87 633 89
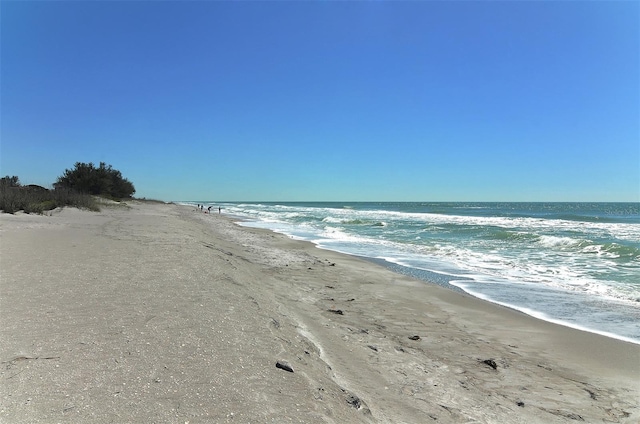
1 201 638 423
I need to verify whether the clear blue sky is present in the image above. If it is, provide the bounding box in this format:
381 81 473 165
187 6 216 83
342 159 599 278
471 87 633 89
1 1 638 202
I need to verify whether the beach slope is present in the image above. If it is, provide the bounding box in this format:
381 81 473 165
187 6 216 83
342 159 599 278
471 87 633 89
1 202 638 423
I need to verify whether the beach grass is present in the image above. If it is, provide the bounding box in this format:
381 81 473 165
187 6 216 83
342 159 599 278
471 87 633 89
0 185 100 214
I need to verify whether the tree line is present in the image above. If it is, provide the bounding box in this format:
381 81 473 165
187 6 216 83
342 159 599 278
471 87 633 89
1 162 135 214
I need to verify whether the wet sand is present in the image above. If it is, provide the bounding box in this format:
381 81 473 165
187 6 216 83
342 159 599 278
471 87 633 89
1 201 638 423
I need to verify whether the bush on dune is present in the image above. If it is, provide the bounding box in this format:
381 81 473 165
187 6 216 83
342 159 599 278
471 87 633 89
0 176 100 214
1 161 135 214
54 162 135 199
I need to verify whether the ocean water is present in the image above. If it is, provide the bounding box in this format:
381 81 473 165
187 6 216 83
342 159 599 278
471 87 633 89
188 201 640 344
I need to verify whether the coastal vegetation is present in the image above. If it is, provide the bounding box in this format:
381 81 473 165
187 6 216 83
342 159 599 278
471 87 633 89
54 162 135 199
1 162 135 214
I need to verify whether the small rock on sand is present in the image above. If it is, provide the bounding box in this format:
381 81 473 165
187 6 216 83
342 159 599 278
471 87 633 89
483 359 498 370
276 360 294 372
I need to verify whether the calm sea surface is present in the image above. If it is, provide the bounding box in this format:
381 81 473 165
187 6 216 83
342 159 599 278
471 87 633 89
187 202 640 344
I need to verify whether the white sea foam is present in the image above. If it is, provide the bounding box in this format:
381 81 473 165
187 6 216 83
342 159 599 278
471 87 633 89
538 235 583 248
450 280 640 345
211 201 640 343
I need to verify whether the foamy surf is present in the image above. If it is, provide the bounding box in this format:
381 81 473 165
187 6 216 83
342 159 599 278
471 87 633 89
187 201 640 343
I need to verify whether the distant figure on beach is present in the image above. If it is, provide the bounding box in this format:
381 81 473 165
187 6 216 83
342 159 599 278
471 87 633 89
218 206 221 214
208 206 212 213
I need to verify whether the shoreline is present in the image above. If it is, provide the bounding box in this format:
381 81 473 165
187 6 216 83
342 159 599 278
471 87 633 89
369 256 640 346
234 216 640 347
1 202 638 423
227 209 640 363
182 204 640 414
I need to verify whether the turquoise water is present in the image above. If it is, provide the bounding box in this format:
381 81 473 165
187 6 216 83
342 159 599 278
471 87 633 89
188 202 640 344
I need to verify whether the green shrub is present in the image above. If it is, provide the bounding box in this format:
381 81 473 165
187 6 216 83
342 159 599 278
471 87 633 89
24 202 45 214
51 187 99 211
0 176 99 214
55 162 135 199
38 200 57 211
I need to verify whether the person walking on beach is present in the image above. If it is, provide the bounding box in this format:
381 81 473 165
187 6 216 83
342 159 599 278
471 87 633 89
208 206 212 214
218 206 221 214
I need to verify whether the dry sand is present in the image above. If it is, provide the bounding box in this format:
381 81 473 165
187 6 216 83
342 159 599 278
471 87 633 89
1 201 638 423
